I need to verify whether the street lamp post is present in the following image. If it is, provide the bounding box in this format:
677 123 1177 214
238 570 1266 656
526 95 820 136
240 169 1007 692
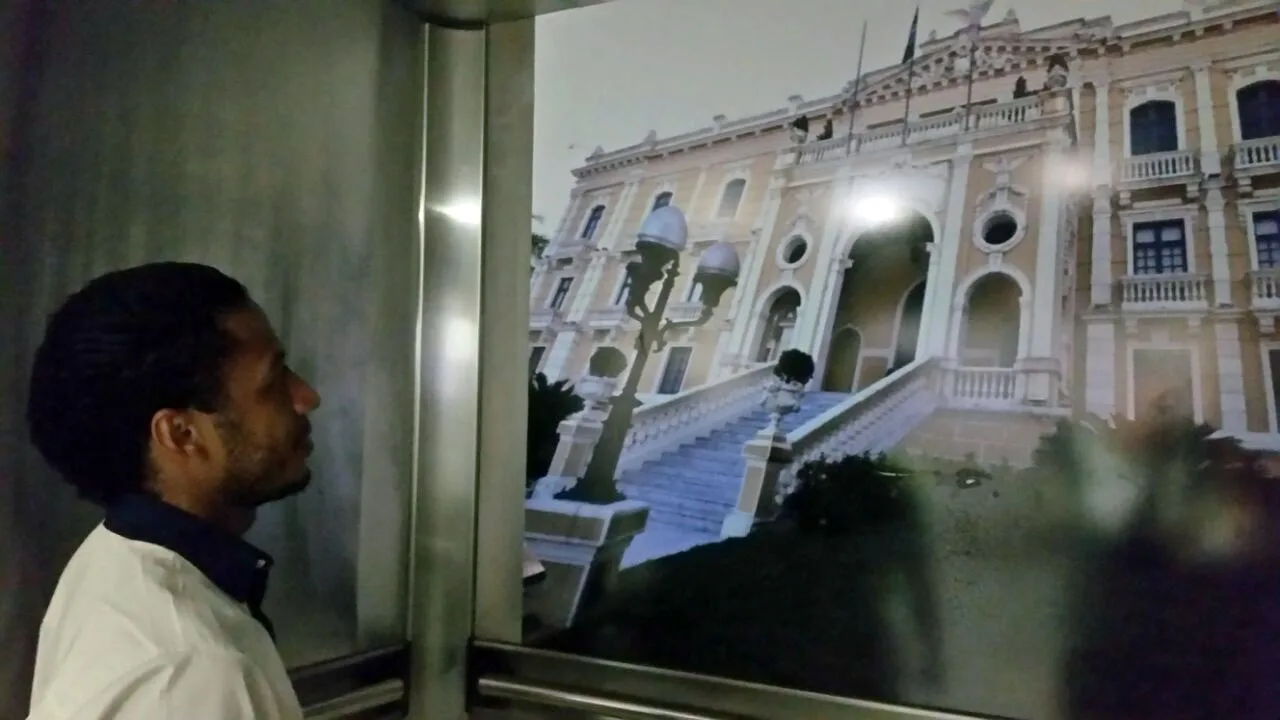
558 206 741 504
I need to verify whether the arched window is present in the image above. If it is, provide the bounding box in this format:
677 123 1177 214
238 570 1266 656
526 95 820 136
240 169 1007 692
651 192 673 211
580 205 606 240
1129 100 1178 155
1238 80 1280 141
717 178 746 219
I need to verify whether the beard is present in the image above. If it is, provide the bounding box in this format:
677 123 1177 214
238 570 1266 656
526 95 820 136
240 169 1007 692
216 415 312 508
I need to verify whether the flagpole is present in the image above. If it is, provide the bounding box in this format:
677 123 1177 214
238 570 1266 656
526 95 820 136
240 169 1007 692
844 19 869 155
962 26 979 131
901 5 920 146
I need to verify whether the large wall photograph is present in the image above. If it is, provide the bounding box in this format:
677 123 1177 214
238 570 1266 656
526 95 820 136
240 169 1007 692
522 1 1280 718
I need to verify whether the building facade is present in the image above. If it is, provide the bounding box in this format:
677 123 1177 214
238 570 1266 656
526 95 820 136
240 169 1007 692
529 0 1280 443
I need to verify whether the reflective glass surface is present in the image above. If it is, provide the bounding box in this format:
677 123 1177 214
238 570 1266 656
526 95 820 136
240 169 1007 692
520 2 1280 718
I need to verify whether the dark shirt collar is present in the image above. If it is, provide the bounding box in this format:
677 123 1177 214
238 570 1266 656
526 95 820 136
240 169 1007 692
104 493 276 638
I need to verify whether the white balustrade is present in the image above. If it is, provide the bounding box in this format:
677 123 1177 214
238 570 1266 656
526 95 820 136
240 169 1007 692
944 366 1020 407
791 95 1053 167
1234 136 1280 172
775 358 939 500
618 362 775 472
1250 268 1280 309
1120 273 1209 309
1119 149 1197 183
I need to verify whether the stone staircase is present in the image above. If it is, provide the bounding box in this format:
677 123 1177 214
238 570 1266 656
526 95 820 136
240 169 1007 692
617 391 851 536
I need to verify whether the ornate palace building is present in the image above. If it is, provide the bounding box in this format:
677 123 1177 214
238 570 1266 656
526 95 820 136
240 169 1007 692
529 0 1280 465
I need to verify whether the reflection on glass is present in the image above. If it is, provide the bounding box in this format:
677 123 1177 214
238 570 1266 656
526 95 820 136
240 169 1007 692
0 6 417 708
524 0 1280 718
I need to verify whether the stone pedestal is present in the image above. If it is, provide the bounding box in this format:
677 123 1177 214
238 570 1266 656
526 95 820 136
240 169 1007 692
720 427 794 538
1013 356 1061 405
523 498 649 628
531 375 615 499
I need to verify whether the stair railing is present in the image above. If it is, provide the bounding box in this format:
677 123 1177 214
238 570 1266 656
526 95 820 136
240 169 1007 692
618 362 776 473
776 357 939 500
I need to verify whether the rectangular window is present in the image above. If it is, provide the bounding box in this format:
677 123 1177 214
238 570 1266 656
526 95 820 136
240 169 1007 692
657 347 694 395
1254 211 1280 269
528 346 546 375
550 277 573 309
1132 219 1187 275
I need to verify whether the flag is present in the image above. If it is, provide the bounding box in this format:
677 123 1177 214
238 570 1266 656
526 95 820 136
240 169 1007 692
902 7 920 64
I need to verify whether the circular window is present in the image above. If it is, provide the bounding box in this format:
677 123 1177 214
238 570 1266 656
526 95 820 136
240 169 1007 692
779 236 809 267
981 212 1019 247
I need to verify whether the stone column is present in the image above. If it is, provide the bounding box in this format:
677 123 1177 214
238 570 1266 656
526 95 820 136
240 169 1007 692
599 180 641 251
565 254 607 323
721 426 793 538
1083 320 1117 418
1216 319 1248 432
540 327 580 380
1205 186 1232 306
793 169 856 353
686 164 710 217
552 191 585 251
1090 188 1114 307
914 241 943 359
808 258 852 390
531 374 618 498
1192 61 1222 177
1025 130 1070 403
1089 76 1115 308
724 174 787 365
925 145 974 358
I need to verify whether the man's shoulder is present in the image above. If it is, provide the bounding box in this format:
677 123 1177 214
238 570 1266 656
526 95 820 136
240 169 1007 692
30 528 298 718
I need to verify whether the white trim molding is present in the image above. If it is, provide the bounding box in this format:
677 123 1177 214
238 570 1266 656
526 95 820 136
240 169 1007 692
889 278 927 366
945 264 1034 361
1125 339 1204 424
1121 77 1189 157
714 170 751 221
744 282 806 359
1260 340 1280 433
1227 61 1280 143
776 232 812 270
1119 203 1200 275
1238 195 1280 271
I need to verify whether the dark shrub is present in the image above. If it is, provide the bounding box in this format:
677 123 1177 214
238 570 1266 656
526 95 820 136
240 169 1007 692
774 349 815 385
526 372 584 490
587 346 627 379
782 453 917 535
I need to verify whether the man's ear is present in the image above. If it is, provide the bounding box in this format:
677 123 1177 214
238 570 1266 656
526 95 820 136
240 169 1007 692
150 409 207 458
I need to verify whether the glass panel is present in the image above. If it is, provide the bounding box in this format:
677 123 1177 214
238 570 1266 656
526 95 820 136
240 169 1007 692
1 3 420 711
514 3 1280 720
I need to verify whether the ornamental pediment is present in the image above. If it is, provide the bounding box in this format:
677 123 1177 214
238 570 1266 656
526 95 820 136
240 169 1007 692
846 16 1110 104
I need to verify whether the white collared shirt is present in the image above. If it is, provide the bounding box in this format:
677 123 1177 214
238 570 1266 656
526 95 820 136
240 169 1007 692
27 525 303 719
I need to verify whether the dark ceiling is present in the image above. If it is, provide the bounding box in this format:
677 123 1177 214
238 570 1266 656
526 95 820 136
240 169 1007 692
399 0 616 26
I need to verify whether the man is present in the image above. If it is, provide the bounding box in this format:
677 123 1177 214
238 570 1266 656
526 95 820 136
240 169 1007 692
24 262 321 719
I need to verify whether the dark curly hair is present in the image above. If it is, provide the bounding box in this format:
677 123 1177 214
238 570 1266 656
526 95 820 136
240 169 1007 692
26 262 252 506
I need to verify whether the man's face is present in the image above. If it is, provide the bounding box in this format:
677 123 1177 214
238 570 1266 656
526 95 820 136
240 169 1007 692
206 305 322 508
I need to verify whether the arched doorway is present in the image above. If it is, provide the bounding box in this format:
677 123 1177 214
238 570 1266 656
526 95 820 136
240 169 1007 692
754 288 801 363
823 211 932 385
891 281 926 370
960 272 1021 368
821 326 862 391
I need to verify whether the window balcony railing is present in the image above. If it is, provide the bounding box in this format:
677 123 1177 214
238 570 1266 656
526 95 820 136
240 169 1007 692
530 307 560 329
1249 267 1280 309
584 305 630 329
1119 272 1210 311
1234 136 1280 173
1234 136 1280 195
1118 149 1198 185
790 93 1063 167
